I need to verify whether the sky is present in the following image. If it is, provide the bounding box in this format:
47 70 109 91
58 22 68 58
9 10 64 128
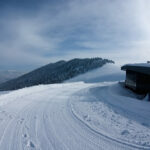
0 0 150 71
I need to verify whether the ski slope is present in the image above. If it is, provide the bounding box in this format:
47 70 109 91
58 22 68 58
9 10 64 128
66 64 125 83
70 83 150 149
0 82 149 150
0 64 149 150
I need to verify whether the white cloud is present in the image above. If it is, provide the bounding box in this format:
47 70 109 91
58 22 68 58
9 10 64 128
0 0 150 70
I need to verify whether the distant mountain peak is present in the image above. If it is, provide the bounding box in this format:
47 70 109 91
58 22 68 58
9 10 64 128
0 58 114 91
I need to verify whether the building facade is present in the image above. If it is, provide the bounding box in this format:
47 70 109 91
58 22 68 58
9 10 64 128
121 63 150 94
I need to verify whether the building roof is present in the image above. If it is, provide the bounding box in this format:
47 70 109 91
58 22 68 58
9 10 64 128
121 63 150 75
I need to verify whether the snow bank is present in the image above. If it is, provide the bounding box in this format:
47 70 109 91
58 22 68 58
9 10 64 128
66 64 125 83
0 82 88 107
0 91 10 95
70 82 150 148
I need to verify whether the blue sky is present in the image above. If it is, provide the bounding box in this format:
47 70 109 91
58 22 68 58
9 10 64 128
0 0 150 71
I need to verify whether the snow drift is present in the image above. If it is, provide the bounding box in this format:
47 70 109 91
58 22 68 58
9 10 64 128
66 64 125 83
70 82 150 148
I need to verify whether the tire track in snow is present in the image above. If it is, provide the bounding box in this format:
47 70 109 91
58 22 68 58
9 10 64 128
69 89 150 150
43 92 131 150
5 102 40 149
0 83 146 150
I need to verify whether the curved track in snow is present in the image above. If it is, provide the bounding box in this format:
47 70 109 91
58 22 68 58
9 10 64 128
0 83 144 150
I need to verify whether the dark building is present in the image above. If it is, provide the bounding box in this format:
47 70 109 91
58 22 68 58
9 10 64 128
121 63 150 94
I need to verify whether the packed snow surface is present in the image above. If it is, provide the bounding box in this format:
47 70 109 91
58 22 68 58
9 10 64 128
0 64 149 150
70 82 150 149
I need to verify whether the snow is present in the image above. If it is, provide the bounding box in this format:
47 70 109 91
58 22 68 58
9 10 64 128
0 63 149 150
124 63 150 68
0 91 10 96
66 63 125 83
70 82 150 149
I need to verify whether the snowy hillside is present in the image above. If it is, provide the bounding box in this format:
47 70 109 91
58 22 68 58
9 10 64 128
66 63 125 83
0 70 24 84
0 58 113 91
0 62 149 150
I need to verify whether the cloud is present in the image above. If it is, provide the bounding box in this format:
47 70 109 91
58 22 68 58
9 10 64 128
0 0 150 70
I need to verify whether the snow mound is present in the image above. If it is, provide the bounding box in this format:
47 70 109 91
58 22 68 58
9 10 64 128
66 64 125 83
70 82 150 148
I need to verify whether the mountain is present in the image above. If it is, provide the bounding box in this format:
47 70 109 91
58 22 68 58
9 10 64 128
0 58 114 91
0 70 25 84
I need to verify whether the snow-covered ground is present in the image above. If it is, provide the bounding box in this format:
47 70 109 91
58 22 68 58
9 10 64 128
70 82 150 149
66 63 125 83
0 91 10 96
0 64 149 150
